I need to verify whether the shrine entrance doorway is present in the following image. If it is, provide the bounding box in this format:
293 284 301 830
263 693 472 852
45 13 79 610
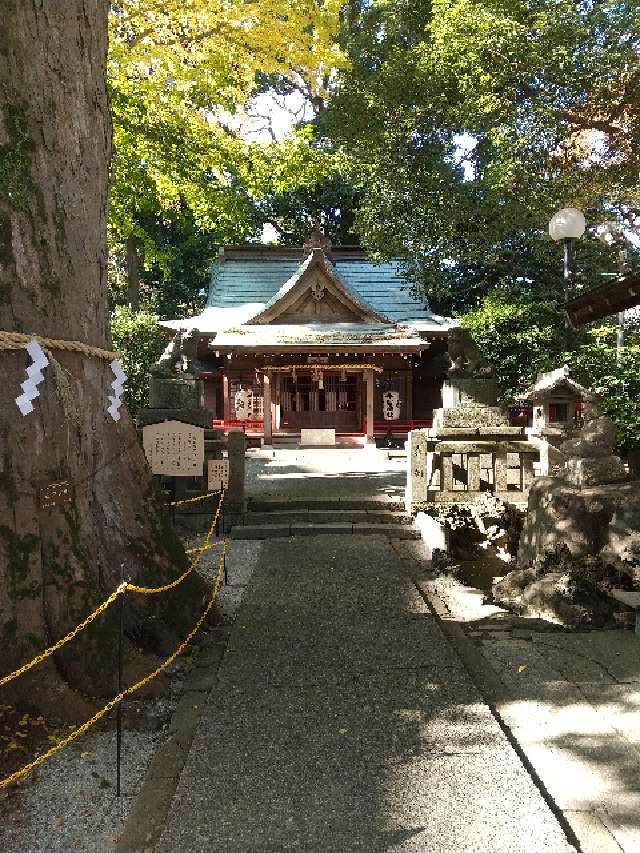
278 373 361 433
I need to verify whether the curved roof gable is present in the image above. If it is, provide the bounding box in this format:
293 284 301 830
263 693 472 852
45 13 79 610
248 249 389 324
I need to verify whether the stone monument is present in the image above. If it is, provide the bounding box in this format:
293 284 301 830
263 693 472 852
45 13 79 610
406 328 539 511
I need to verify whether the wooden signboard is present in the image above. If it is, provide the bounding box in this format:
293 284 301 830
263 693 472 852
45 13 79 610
208 459 229 491
143 420 204 477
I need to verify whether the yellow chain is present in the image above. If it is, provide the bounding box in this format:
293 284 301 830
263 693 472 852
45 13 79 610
169 491 221 508
128 491 224 595
0 542 228 791
0 492 225 685
0 583 128 688
185 541 222 556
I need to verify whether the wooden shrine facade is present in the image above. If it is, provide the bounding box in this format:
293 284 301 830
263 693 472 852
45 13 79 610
160 236 454 444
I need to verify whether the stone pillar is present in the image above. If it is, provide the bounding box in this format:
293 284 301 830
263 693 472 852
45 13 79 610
366 369 374 444
226 429 246 523
522 454 535 492
467 453 481 492
222 374 231 423
442 454 454 493
404 430 429 512
538 436 550 476
263 372 272 445
494 451 509 493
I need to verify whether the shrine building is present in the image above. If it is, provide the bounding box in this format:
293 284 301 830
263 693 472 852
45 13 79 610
160 230 455 445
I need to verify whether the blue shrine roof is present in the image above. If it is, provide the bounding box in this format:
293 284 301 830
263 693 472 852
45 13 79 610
160 246 454 339
205 248 431 323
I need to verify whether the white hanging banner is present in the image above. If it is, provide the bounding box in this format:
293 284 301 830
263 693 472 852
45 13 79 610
234 388 250 421
107 359 127 422
383 390 401 421
15 340 49 416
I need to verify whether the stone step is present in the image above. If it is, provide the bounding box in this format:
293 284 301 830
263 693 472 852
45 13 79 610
230 522 421 540
247 496 404 512
243 510 413 525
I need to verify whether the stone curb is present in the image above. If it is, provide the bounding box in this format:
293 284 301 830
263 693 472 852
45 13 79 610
114 636 229 852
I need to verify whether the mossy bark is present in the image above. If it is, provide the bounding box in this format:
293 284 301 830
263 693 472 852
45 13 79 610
0 2 207 718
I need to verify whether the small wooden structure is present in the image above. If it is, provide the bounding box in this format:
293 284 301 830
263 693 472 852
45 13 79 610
566 273 640 327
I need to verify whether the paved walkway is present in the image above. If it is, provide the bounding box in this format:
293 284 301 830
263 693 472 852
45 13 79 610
245 446 406 499
425 572 640 852
156 535 574 852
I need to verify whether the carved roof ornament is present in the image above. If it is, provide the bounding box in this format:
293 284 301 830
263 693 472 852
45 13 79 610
303 219 332 256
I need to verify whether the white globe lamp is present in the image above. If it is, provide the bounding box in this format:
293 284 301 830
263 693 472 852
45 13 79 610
548 208 586 242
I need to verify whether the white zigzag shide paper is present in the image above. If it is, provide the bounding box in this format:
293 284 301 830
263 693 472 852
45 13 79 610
107 359 127 421
15 340 49 416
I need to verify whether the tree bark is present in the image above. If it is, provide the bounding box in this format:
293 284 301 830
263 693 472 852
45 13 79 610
125 234 141 311
0 2 205 718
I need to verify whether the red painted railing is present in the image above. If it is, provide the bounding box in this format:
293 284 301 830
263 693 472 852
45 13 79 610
212 418 433 436
211 419 265 435
364 419 433 435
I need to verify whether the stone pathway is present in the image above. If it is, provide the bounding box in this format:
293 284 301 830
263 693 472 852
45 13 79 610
155 536 574 853
423 571 640 852
244 446 406 499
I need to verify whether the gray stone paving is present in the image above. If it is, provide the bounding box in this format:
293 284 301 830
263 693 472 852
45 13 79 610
421 570 640 852
245 447 406 499
157 536 574 852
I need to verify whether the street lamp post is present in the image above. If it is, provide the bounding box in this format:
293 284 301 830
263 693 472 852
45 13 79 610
549 207 586 346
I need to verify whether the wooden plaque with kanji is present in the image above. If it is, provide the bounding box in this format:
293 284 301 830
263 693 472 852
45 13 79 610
208 459 229 490
143 420 204 476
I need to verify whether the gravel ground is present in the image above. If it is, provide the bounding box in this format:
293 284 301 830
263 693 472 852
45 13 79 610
0 728 161 853
0 532 260 853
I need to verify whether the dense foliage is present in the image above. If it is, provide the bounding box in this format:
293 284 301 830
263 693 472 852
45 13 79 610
110 306 168 415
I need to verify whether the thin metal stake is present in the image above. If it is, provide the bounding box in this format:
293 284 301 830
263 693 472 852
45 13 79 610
116 563 124 798
223 546 228 586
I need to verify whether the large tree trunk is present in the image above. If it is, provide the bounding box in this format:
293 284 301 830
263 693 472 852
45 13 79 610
0 3 205 719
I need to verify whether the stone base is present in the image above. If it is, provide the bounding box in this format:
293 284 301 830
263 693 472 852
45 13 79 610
518 478 640 566
560 455 626 487
433 404 509 429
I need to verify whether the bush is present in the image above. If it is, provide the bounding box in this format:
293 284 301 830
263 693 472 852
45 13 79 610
110 306 167 417
462 291 640 454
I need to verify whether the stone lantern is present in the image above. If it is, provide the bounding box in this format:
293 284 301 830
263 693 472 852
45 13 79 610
517 365 596 475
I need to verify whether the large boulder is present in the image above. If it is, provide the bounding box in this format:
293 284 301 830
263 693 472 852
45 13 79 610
517 477 640 566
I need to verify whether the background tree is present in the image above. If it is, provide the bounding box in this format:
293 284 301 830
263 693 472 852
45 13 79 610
108 0 347 309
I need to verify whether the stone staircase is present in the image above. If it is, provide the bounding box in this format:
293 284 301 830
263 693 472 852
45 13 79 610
229 496 421 540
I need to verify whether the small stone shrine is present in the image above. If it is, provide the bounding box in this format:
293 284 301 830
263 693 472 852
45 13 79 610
406 329 539 511
517 365 595 476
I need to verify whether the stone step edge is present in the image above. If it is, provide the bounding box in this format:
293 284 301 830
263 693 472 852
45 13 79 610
247 497 405 512
230 523 421 540
243 510 413 525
